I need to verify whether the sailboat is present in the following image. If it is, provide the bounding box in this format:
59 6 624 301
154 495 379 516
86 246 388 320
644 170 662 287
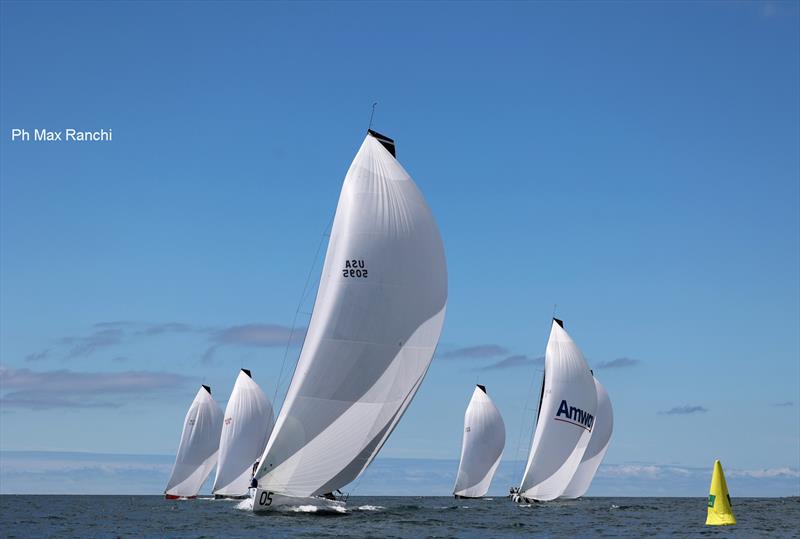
165 385 224 499
250 129 448 511
706 459 736 526
212 369 275 499
512 318 612 502
453 384 505 499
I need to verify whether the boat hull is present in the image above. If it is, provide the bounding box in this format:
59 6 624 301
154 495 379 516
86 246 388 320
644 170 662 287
251 488 346 512
164 494 197 500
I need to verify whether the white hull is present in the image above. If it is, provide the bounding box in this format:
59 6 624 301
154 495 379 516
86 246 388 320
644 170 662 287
250 487 346 512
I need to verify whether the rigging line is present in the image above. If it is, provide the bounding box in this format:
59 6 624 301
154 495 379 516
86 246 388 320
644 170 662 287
512 362 539 482
271 214 335 406
512 313 550 483
368 102 378 131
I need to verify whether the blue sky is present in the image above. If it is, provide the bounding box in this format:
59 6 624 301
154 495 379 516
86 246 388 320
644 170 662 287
1 1 798 495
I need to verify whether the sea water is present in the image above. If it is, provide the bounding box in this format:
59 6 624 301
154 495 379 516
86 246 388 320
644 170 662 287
1 495 798 538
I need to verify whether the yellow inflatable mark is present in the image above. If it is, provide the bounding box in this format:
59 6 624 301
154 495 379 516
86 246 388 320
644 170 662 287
706 459 736 526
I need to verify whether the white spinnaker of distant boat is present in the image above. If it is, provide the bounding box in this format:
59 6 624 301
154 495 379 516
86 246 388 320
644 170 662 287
212 370 274 497
165 385 223 498
518 319 597 501
453 385 505 498
253 131 448 497
560 376 613 498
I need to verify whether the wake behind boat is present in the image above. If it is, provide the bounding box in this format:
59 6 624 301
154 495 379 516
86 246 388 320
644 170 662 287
249 128 448 512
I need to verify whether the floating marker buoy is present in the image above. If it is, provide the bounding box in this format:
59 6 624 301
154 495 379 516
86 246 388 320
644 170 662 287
706 459 736 526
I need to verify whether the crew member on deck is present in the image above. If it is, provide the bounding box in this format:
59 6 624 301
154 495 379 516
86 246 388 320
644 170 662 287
250 460 259 488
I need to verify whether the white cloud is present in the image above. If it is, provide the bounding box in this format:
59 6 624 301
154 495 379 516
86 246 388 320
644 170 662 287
0 365 193 410
727 467 800 479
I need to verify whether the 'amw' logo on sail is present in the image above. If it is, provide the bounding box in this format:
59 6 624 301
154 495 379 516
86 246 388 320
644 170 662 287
554 399 594 431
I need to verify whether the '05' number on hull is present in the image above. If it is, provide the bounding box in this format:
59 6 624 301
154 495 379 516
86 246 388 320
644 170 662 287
258 490 273 506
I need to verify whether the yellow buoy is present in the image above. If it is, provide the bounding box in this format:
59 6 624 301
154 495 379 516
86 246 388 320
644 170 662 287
706 459 736 526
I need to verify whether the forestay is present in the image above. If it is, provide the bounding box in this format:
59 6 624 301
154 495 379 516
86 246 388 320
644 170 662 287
453 385 506 498
254 131 448 497
518 319 597 501
560 376 613 498
165 385 224 498
212 370 275 497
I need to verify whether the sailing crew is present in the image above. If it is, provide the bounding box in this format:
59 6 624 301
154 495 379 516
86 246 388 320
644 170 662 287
250 460 259 488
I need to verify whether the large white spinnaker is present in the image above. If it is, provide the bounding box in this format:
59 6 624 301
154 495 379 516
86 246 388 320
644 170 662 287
560 376 613 498
212 369 275 497
253 130 448 500
453 385 506 498
165 385 224 498
517 319 597 501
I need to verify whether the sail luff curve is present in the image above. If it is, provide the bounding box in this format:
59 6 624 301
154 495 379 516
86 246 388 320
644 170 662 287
254 133 447 497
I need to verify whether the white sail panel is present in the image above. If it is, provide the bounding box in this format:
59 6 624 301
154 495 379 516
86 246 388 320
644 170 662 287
212 370 275 497
560 376 613 498
453 385 506 498
165 385 223 497
518 320 597 501
254 133 447 497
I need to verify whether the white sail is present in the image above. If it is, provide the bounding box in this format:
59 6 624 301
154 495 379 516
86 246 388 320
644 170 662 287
254 131 448 497
560 376 613 498
212 369 275 497
518 319 597 501
165 385 223 498
453 385 505 498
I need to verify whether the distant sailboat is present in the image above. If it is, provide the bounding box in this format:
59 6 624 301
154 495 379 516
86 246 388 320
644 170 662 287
706 459 736 526
212 369 274 499
250 129 448 511
453 384 505 499
513 318 609 502
165 385 224 499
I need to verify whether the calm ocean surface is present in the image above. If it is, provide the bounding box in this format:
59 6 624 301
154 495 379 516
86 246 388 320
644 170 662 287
1 495 798 538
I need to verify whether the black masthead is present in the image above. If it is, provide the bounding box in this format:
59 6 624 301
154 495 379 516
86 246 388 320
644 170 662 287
477 384 487 393
202 384 211 394
368 129 396 157
554 318 564 328
241 368 252 378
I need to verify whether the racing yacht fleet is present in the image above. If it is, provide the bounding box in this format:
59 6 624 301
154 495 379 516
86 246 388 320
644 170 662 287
164 129 613 507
